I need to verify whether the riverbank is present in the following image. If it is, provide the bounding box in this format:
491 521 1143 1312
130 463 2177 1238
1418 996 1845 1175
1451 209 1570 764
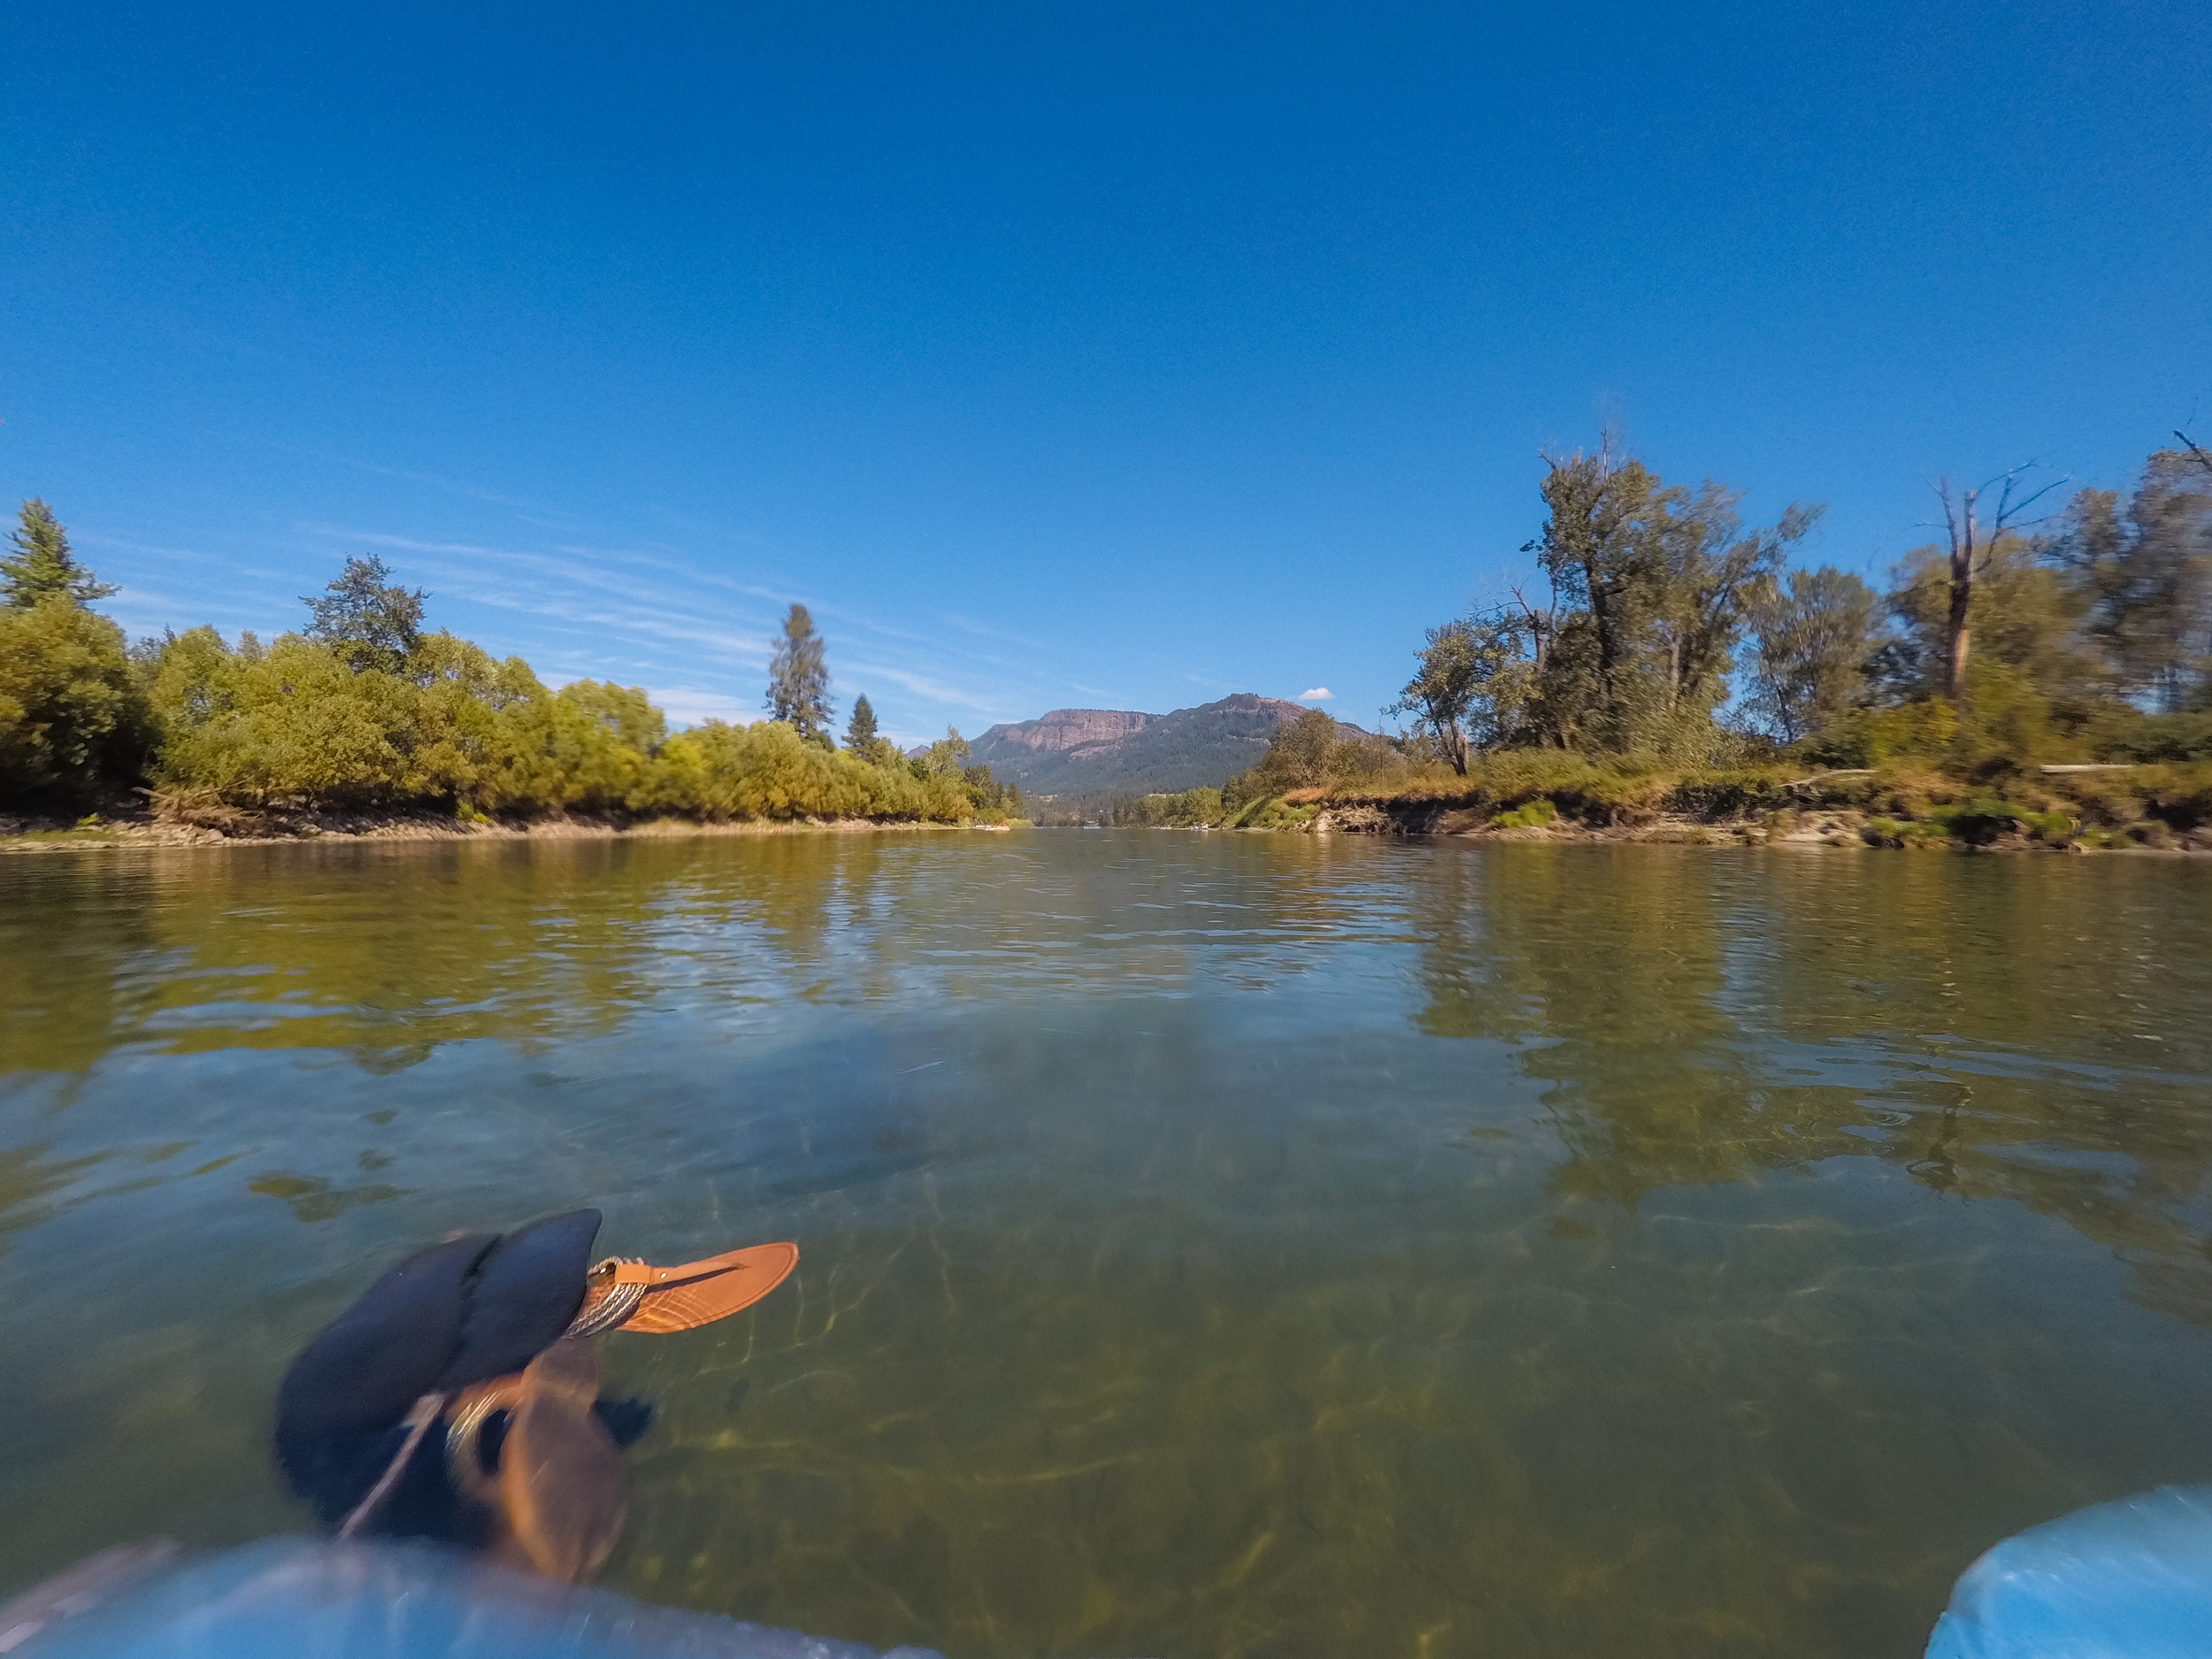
0 804 1019 854
1229 759 2212 853
1302 801 2207 852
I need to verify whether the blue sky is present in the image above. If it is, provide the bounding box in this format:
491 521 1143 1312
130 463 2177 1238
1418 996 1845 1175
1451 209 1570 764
4 1 2208 744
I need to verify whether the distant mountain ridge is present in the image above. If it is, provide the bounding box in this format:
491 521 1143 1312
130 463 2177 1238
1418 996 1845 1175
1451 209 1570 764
967 694 1362 796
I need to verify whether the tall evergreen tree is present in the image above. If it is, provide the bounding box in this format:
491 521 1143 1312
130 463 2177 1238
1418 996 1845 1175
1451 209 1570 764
4 499 118 608
765 603 833 739
844 693 879 753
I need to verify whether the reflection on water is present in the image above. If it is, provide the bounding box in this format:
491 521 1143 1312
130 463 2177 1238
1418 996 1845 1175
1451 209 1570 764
3 833 2210 1658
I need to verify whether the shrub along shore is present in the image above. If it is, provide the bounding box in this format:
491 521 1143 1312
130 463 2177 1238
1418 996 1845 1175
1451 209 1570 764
2 509 1020 846
1233 756 2212 851
1097 756 2212 850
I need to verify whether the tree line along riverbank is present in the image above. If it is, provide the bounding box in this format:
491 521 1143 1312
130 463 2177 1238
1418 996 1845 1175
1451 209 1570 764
7 428 2208 854
0 503 1021 841
1101 434 2212 850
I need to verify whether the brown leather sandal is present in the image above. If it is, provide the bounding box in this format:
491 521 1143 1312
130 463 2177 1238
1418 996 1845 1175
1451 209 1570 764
570 1241 799 1337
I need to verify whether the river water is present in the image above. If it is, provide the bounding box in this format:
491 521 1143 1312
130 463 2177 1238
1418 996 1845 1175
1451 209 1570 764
3 831 2209 1657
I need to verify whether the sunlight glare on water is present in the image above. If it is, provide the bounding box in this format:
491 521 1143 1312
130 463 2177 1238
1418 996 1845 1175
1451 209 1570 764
3 831 2210 1658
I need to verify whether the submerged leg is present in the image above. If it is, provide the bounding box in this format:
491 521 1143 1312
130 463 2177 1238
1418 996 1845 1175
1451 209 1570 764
498 1338 629 1582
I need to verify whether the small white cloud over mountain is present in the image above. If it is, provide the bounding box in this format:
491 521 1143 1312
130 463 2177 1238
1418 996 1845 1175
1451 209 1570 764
1298 687 1333 701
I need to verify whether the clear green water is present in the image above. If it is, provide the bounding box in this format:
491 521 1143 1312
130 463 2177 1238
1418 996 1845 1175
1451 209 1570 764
4 833 2210 1658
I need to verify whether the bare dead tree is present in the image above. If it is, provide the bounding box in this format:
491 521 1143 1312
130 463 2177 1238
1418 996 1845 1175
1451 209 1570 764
1928 463 2068 703
2177 430 2212 480
1535 426 1623 480
1506 579 1560 678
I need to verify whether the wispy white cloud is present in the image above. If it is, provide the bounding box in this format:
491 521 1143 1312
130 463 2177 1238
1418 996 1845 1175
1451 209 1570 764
299 526 780 666
839 657 1011 717
79 532 220 562
643 687 760 726
265 497 1156 735
935 611 1053 652
324 456 569 518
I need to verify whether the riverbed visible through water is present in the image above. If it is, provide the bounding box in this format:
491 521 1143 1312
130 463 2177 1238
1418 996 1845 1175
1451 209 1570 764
3 832 2209 1658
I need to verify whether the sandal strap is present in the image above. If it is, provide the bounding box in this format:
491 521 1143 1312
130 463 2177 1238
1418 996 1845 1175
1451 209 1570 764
605 1248 763 1287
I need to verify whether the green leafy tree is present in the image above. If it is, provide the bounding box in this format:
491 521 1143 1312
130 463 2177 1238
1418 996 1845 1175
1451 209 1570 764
507 680 666 813
920 726 971 777
1142 786 1223 826
765 603 833 739
1391 618 1532 773
641 718 973 824
152 634 433 809
1392 628 1480 774
1646 486 1822 718
1881 536 2092 706
147 625 550 816
0 601 148 801
1530 442 1816 754
4 499 118 609
960 763 1008 809
1226 707 1404 803
2049 451 2212 712
557 680 665 757
1744 567 1877 743
115 592 993 827
1279 707 1342 786
303 555 426 676
0 502 144 803
1533 443 1661 727
1520 611 1603 750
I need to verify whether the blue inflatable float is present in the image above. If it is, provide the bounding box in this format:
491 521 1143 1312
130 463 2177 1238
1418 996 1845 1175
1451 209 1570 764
12 1489 2212 1656
1925 1485 2212 1659
0 1535 945 1659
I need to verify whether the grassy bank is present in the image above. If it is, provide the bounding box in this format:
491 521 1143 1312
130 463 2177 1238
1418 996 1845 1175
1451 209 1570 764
1221 754 2212 851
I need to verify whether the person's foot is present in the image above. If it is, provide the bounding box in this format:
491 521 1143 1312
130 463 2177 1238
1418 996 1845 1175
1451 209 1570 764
497 1339 629 1582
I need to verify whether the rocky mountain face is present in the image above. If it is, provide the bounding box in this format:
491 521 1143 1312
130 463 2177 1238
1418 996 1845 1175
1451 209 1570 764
979 707 1152 755
968 694 1360 796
